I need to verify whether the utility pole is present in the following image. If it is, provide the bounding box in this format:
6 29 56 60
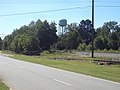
91 0 94 58
62 26 63 36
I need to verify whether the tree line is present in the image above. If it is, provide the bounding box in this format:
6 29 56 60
1 20 58 54
57 20 120 51
0 19 120 54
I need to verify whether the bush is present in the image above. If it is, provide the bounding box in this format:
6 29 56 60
55 42 66 50
77 43 87 51
86 44 92 51
41 50 51 55
103 49 108 52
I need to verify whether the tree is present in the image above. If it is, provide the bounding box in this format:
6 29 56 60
62 30 79 49
67 23 78 32
108 32 119 50
2 35 12 50
2 19 58 54
57 19 93 50
96 21 118 37
10 34 39 54
77 43 87 51
2 19 120 53
96 21 120 50
36 20 58 50
78 19 93 45
57 22 80 50
94 36 109 50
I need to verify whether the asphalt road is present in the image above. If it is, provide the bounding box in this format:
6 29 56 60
0 55 120 90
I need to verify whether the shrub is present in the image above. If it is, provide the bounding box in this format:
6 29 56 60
77 43 87 51
41 50 51 55
86 44 92 51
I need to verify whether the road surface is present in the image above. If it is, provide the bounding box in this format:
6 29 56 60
0 55 120 90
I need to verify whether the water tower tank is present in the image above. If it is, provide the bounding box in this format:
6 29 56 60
59 19 67 27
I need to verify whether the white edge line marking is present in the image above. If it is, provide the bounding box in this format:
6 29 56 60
54 79 71 86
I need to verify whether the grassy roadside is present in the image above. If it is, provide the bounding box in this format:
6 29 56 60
0 81 9 90
1 51 120 83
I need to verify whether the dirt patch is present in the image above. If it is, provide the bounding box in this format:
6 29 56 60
0 54 14 57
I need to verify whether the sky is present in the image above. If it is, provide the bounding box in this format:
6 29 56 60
0 0 120 39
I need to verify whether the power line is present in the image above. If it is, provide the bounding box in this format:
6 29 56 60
95 1 120 3
3 2 88 4
0 5 120 17
0 6 90 17
1 1 90 4
96 5 120 8
1 1 120 4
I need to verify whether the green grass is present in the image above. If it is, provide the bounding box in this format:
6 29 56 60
0 81 9 90
1 50 120 82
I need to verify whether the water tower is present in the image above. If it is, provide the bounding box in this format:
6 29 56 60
59 19 67 36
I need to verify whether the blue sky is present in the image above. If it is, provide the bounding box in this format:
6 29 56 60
0 0 120 39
